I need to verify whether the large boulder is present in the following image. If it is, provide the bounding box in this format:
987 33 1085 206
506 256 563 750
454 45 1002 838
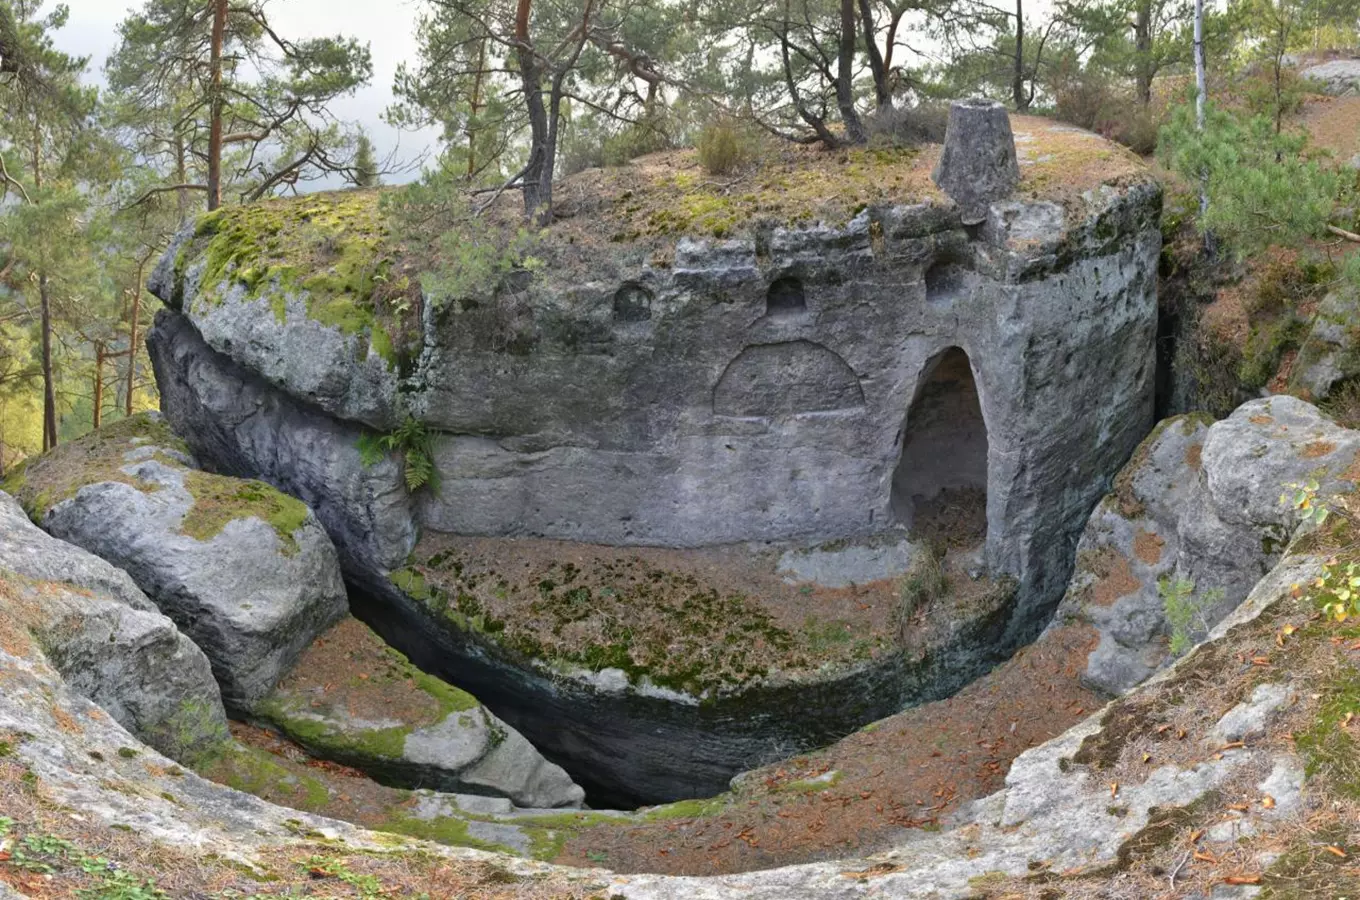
0 491 228 763
257 617 585 809
148 308 415 573
1301 58 1360 96
1289 288 1360 402
3 415 349 712
1052 396 1360 694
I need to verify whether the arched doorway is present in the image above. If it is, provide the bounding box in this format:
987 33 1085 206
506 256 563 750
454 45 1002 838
891 347 988 546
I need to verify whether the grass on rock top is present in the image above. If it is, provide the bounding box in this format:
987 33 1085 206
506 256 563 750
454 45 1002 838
175 190 412 367
166 116 1151 330
177 470 310 556
1 413 310 554
256 617 482 765
1 414 187 517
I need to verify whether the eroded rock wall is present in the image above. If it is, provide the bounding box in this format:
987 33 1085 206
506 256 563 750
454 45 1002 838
150 183 1161 638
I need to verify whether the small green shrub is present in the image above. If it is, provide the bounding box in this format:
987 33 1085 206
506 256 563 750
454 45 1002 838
1160 576 1222 656
358 417 439 492
1052 76 1162 155
1321 378 1360 429
696 119 754 176
1238 315 1307 391
1248 254 1335 318
894 550 947 642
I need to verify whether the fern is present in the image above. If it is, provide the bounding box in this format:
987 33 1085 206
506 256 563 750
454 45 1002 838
356 417 439 493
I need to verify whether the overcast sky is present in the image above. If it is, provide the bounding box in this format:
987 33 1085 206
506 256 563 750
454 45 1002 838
52 0 441 183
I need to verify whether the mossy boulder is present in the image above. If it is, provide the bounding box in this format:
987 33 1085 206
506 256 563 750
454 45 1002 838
257 617 584 808
5 413 348 712
147 191 409 430
1289 288 1360 403
1052 397 1360 695
0 491 229 763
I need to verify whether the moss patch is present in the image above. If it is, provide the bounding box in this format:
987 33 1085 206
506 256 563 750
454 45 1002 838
1294 660 1360 799
194 742 333 812
257 617 481 769
175 190 414 368
178 471 309 555
1 414 188 518
392 550 852 697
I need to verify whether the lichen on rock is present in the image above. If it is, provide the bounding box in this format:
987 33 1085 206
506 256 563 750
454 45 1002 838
0 490 230 764
5 413 349 712
256 617 584 808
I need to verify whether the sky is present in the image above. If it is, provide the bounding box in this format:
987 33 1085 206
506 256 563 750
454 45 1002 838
52 0 442 183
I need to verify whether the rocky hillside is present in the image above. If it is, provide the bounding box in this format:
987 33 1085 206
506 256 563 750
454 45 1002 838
2 393 1359 898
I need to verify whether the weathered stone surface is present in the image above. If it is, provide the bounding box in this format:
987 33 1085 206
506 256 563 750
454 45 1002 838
258 617 584 808
1209 683 1297 745
932 98 1021 225
148 309 416 572
0 526 1331 899
1301 58 1360 95
0 492 228 763
7 417 349 712
0 479 153 613
1052 397 1360 695
147 197 402 431
776 534 920 587
148 118 1162 803
1289 289 1360 401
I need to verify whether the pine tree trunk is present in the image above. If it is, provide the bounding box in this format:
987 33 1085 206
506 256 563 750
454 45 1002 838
39 274 56 450
126 259 144 417
1193 0 1212 254
32 121 57 450
1013 0 1026 110
93 341 104 430
514 0 553 222
468 39 486 178
837 0 866 140
1135 0 1153 106
175 132 189 222
857 0 890 108
206 0 227 211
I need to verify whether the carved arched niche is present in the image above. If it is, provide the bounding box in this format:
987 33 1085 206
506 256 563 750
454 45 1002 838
713 341 864 418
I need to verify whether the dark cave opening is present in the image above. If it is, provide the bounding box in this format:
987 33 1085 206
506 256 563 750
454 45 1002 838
891 347 989 538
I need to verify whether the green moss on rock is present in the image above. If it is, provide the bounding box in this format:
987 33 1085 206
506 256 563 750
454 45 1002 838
194 742 332 812
178 471 310 555
177 191 410 368
256 619 480 771
2 414 187 518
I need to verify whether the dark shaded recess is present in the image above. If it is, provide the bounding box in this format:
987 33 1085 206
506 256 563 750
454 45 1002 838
1154 306 1179 420
766 276 807 316
346 571 1013 809
613 283 653 322
891 347 988 528
924 260 968 304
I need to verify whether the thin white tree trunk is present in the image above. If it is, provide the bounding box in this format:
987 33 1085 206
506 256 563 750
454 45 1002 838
1194 0 1211 251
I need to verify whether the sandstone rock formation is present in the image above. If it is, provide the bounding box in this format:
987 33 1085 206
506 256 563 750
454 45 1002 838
0 491 229 763
1052 395 1360 694
145 116 1163 802
257 617 584 808
1301 58 1360 96
0 504 1340 898
1290 288 1360 402
3 415 348 712
931 98 1020 224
